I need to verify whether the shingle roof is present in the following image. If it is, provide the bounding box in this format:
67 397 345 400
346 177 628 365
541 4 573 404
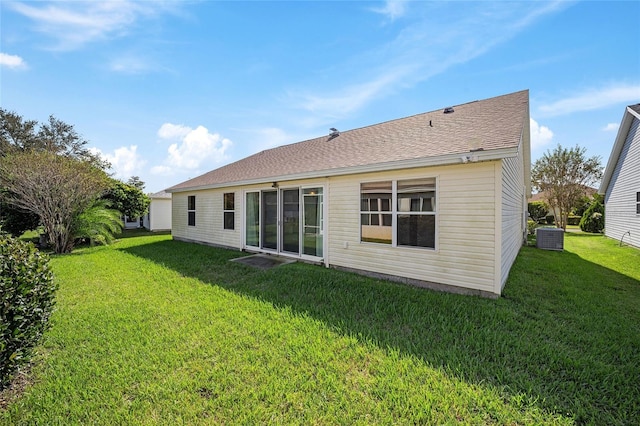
168 90 529 192
149 190 171 199
629 103 640 116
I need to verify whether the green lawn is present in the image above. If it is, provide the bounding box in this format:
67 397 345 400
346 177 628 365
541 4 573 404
2 232 638 424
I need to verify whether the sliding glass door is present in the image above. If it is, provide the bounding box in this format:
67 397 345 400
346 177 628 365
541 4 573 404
281 189 300 254
245 186 323 258
262 190 278 250
303 188 323 257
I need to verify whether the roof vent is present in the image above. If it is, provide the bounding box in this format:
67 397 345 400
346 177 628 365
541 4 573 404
443 107 454 114
328 128 340 140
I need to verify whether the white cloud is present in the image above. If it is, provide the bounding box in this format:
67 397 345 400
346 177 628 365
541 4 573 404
154 123 232 173
539 83 640 117
0 52 27 69
157 123 192 140
90 145 146 179
371 1 408 21
602 123 619 132
530 118 554 150
9 1 177 51
287 1 567 122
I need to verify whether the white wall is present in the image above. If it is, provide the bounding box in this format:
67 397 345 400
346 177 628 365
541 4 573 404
148 198 172 231
605 116 640 248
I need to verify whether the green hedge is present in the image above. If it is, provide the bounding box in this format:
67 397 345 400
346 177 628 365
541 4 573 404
0 234 57 390
567 215 581 226
580 201 605 233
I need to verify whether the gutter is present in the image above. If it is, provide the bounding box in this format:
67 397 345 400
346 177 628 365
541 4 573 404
166 147 520 193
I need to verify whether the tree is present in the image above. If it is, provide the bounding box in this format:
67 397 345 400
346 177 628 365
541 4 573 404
531 145 602 230
0 150 110 253
126 176 145 191
0 108 106 168
103 179 150 219
0 109 114 253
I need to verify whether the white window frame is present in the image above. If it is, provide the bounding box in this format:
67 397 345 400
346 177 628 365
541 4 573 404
223 192 235 230
187 195 196 227
359 178 437 250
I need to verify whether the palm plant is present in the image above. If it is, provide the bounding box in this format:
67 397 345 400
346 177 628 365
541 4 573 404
73 200 123 246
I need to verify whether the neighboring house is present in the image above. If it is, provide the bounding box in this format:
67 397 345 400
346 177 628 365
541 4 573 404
143 190 172 231
123 215 142 230
599 103 640 248
166 90 531 298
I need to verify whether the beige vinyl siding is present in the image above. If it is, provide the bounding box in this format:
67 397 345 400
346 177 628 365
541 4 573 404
604 116 640 248
327 163 498 294
500 146 526 292
172 189 242 249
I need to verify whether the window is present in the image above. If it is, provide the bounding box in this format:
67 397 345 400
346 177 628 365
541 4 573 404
397 178 436 248
188 195 196 226
360 178 436 249
224 193 235 230
637 192 640 215
360 182 392 244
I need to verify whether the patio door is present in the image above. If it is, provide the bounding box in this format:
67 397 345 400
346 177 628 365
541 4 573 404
261 190 278 250
246 186 323 258
281 189 300 254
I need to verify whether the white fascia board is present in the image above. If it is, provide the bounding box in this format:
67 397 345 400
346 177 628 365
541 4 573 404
598 107 639 194
167 147 520 193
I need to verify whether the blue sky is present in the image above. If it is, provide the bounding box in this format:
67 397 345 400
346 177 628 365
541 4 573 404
1 1 639 193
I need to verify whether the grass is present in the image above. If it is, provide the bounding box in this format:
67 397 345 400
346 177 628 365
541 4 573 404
1 231 639 424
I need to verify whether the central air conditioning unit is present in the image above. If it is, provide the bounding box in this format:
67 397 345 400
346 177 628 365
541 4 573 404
536 227 564 251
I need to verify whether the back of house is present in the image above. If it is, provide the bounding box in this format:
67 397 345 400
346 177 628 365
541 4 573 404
167 90 531 297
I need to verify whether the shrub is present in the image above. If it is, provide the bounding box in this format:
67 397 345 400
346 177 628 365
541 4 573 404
546 215 555 225
579 201 605 233
0 234 57 390
527 201 549 223
567 215 581 226
527 219 537 236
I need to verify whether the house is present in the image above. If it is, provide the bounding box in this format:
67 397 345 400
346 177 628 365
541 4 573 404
599 103 640 248
143 190 172 231
166 90 531 298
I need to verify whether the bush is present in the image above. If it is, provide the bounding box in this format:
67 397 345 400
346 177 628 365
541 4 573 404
567 215 581 226
527 219 538 236
528 201 549 223
546 215 555 225
0 234 57 390
579 201 605 233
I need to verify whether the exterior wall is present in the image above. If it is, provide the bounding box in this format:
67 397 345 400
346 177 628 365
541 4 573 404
171 178 327 251
171 163 513 295
172 188 243 249
327 162 499 294
500 148 526 292
148 198 172 231
605 116 640 248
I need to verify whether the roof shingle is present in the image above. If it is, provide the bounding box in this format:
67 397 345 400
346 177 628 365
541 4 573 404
168 90 529 192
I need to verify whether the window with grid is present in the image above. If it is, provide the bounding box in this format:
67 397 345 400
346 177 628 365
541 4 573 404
188 195 196 226
224 193 235 230
360 178 436 249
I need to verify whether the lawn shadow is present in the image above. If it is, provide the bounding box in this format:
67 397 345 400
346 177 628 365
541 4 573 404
119 237 640 424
